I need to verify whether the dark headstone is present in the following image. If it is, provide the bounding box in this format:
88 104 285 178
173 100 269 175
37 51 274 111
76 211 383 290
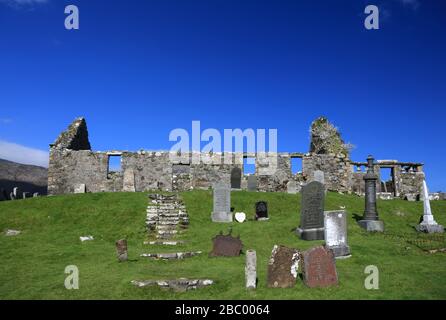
255 201 268 220
296 181 325 240
230 167 242 189
209 234 243 257
267 245 300 288
247 176 257 192
116 239 128 262
302 246 338 288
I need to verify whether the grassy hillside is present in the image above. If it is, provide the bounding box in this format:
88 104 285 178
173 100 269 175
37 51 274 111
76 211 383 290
0 190 445 300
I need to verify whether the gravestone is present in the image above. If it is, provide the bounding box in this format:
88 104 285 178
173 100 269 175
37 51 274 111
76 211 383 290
209 233 243 257
247 176 257 192
211 182 232 222
245 250 257 290
324 210 351 258
22 192 30 199
13 187 20 199
122 168 136 192
74 184 86 194
255 201 269 221
267 245 300 288
116 239 128 262
33 193 39 198
313 170 325 184
287 181 299 194
241 178 248 190
416 180 444 233
230 167 242 189
301 246 338 288
358 156 384 232
296 181 325 241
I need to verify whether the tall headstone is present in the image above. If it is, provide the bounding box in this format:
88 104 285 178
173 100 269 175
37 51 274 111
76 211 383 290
255 201 269 221
230 167 242 189
324 210 351 258
123 168 136 192
267 245 300 288
116 239 128 262
296 181 325 241
211 183 232 222
245 250 257 290
358 156 384 232
247 176 257 192
301 246 338 288
416 180 444 233
74 184 86 194
22 192 30 199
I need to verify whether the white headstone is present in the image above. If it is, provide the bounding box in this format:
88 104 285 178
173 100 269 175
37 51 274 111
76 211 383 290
324 210 351 258
417 180 444 233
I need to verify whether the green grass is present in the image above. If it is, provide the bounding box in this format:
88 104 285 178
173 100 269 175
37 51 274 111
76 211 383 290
0 190 445 300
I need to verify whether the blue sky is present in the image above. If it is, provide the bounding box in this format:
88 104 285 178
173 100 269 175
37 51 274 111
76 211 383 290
0 0 445 190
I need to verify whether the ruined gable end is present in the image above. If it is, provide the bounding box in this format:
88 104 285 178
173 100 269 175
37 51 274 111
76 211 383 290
309 117 351 157
51 117 91 150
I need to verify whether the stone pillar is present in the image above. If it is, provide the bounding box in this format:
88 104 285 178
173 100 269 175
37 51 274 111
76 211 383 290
358 156 384 232
116 239 128 262
245 250 257 290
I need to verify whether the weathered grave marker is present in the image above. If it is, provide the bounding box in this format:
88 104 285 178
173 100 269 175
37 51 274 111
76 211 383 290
211 182 232 222
267 245 300 288
287 181 299 194
296 181 325 240
123 168 136 192
247 176 257 192
301 246 338 288
245 250 257 290
209 233 243 257
230 167 242 189
324 210 351 258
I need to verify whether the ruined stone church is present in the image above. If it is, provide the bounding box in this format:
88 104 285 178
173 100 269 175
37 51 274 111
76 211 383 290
48 117 425 200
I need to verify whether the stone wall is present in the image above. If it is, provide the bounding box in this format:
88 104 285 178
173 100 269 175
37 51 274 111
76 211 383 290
48 117 426 200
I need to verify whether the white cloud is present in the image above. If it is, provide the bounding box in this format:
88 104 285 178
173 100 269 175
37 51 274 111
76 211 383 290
0 140 48 168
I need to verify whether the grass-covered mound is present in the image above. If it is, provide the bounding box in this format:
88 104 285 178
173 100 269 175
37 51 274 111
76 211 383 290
0 191 445 300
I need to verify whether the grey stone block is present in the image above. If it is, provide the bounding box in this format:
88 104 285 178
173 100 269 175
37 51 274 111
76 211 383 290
358 220 384 232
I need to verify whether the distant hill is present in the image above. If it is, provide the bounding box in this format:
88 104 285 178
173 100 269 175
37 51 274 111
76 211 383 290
0 159 47 197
